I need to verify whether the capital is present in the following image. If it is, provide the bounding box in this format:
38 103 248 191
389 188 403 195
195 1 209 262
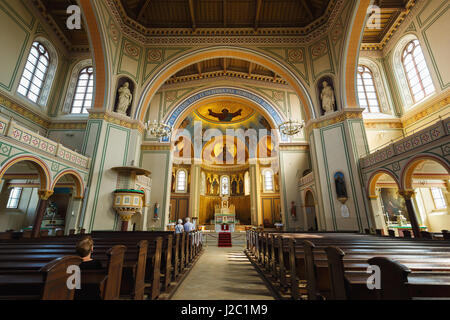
38 190 54 200
398 190 415 200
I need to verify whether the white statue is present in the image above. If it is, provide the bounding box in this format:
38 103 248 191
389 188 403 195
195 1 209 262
117 82 132 115
320 80 335 115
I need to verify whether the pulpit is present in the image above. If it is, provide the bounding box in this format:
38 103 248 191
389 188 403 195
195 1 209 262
214 197 236 233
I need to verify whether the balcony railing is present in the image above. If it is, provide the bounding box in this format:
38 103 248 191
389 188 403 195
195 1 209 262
360 116 450 169
0 115 90 169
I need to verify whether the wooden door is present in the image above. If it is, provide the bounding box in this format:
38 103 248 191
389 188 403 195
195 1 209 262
170 197 189 222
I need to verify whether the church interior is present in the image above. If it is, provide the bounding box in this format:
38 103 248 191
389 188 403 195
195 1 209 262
0 0 449 303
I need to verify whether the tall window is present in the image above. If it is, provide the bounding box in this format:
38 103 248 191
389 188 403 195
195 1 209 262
176 170 187 193
7 187 23 209
17 42 50 103
402 40 435 103
263 170 274 192
221 176 230 196
431 188 447 209
357 65 380 113
71 67 94 114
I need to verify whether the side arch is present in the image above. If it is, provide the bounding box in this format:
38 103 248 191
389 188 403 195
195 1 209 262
367 169 401 198
0 155 51 191
401 154 450 190
135 47 315 122
51 170 86 198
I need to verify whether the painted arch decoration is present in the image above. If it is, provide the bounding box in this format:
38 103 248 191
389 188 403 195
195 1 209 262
163 87 288 142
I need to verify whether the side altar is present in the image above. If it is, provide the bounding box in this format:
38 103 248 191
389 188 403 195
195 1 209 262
214 197 237 233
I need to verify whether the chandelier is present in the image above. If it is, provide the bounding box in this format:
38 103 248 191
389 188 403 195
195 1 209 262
278 119 305 136
146 120 172 139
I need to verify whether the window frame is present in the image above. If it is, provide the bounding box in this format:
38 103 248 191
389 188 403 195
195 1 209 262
262 169 275 193
17 42 50 104
357 65 381 113
430 187 447 210
220 175 230 196
71 66 94 114
401 39 435 104
175 169 188 194
6 187 23 209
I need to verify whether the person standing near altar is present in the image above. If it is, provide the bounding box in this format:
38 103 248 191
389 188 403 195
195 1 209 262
175 219 184 234
184 217 194 232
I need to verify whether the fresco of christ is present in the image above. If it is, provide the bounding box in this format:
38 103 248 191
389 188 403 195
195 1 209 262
208 108 243 122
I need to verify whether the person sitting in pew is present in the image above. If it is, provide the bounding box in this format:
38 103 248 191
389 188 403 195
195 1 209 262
74 236 103 300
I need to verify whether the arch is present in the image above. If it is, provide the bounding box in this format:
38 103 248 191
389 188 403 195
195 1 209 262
162 87 286 142
304 188 317 206
62 59 93 114
401 154 450 190
175 168 188 193
51 170 85 198
0 155 51 191
135 47 315 122
367 169 401 198
343 0 372 108
262 168 275 192
79 0 108 110
201 134 249 165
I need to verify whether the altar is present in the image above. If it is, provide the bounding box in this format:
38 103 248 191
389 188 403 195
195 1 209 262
214 198 237 233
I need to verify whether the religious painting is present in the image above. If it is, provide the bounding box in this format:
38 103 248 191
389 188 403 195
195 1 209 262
379 188 409 223
194 101 255 124
317 76 337 116
334 172 348 201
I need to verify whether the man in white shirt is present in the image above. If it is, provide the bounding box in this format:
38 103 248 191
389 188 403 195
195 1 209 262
184 217 194 233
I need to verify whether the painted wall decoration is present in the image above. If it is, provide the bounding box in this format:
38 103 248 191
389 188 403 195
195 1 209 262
317 76 337 116
379 188 409 224
114 77 135 116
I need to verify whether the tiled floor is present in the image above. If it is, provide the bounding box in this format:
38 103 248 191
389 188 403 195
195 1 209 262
171 244 275 300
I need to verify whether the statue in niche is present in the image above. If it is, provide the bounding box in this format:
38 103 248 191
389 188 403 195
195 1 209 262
116 82 133 115
239 179 244 195
334 172 348 203
211 179 219 195
320 80 336 115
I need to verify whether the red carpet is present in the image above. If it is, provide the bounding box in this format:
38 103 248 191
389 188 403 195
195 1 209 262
218 232 232 247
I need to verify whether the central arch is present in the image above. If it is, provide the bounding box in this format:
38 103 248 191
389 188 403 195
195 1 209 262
135 47 315 122
162 87 288 142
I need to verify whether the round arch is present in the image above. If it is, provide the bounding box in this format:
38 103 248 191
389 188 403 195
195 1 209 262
51 170 85 199
342 0 371 108
0 155 51 191
367 169 401 198
304 188 316 206
401 155 450 190
135 47 315 122
163 87 287 142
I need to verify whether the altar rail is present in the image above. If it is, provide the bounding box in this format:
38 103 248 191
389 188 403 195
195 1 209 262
0 115 90 170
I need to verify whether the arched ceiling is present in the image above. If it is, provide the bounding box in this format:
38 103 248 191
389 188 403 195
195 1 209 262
32 0 90 51
166 58 287 85
120 0 333 30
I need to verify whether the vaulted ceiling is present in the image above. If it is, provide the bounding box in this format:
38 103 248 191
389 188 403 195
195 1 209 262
32 0 89 51
120 0 332 29
361 0 413 49
165 58 287 85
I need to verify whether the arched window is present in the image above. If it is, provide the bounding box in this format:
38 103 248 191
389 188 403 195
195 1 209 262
244 171 250 196
221 176 230 196
402 40 435 103
357 65 380 113
263 169 274 192
176 169 187 193
17 42 50 103
71 67 94 114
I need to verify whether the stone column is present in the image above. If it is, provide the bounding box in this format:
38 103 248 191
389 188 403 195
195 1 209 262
249 159 260 226
189 160 202 221
31 190 54 238
399 190 421 238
